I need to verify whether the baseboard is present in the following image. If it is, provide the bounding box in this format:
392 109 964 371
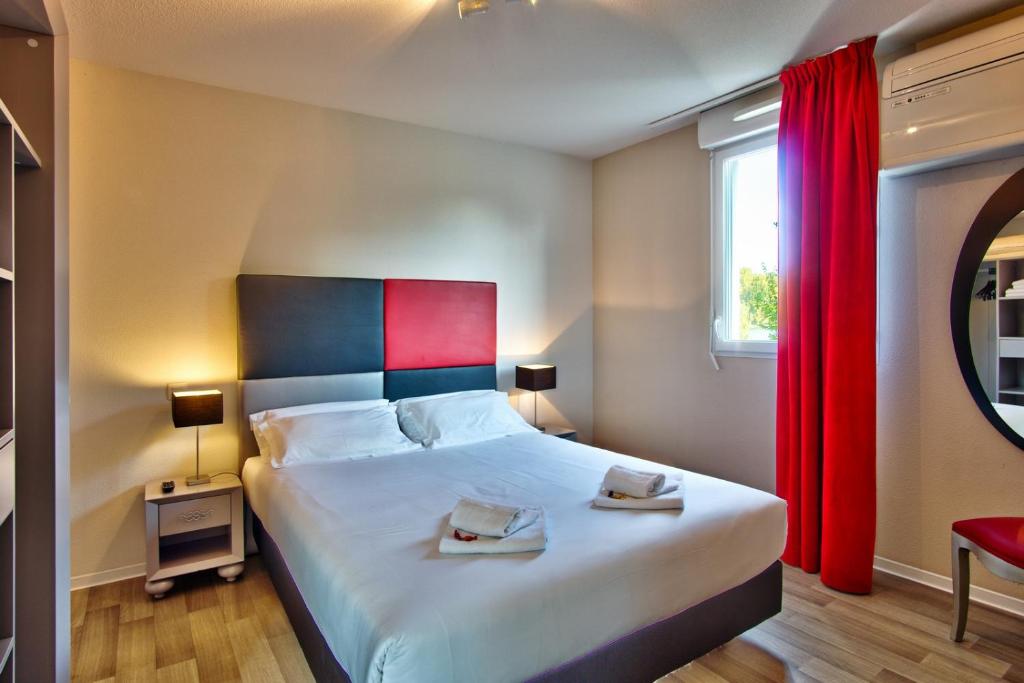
874 555 1024 618
70 562 146 591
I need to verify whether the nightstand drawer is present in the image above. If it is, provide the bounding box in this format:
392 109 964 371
159 494 231 536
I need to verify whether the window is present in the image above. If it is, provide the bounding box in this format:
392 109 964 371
712 132 779 358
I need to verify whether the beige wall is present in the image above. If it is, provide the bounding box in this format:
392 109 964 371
69 60 593 583
593 126 777 492
594 124 1024 603
878 157 1024 601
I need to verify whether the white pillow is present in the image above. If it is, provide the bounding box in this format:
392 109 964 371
258 404 422 468
395 391 536 449
249 399 389 457
392 390 498 444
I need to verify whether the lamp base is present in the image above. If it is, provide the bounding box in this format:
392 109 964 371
186 474 211 486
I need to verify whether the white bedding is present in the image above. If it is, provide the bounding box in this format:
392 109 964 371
243 432 786 683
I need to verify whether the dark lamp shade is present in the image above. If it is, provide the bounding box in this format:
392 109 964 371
515 364 556 392
171 389 224 428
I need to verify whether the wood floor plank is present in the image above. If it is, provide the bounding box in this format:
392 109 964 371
69 560 1024 683
823 596 1012 678
118 576 155 624
759 612 902 680
266 632 315 683
1003 664 1024 683
184 573 220 613
225 615 286 683
85 580 122 613
717 635 804 680
114 616 157 682
188 606 242 682
153 588 196 669
698 647 779 683
72 604 119 683
669 661 734 682
798 657 869 683
71 587 89 628
155 658 201 683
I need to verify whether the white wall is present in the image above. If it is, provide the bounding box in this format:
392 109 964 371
69 60 593 584
878 157 1024 601
593 122 1024 603
593 125 777 492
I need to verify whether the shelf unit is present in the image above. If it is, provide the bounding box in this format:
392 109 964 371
0 94 40 682
994 259 1024 406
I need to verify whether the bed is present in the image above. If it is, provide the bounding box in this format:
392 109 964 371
236 274 785 683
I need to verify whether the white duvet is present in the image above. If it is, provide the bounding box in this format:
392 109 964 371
242 433 786 683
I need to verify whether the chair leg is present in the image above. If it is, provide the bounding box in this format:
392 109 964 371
951 536 970 642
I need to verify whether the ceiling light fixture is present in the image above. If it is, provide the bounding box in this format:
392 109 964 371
458 0 538 19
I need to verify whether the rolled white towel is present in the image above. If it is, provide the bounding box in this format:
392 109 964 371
449 497 539 538
439 511 546 555
593 479 683 510
602 465 668 498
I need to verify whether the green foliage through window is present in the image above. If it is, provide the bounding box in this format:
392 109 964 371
738 264 778 340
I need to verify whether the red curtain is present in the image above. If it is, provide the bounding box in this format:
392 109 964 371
776 37 879 594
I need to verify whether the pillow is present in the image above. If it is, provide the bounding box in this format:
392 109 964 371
258 404 422 468
249 399 389 457
392 390 498 444
395 391 536 449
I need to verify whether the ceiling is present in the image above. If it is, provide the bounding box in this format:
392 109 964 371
62 0 1022 159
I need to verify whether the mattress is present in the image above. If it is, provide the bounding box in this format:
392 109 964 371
242 432 786 683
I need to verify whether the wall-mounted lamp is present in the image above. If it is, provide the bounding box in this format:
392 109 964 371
171 389 223 486
516 364 556 429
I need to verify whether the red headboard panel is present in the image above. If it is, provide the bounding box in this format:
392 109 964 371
384 279 496 371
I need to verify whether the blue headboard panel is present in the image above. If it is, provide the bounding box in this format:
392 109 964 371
237 274 384 380
384 365 497 401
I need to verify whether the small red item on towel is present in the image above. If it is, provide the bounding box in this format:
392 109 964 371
453 530 478 542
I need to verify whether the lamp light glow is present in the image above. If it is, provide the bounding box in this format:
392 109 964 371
458 0 489 18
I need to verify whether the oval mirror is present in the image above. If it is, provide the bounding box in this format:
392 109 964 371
952 166 1024 449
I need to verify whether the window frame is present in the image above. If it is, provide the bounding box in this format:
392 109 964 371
711 131 779 359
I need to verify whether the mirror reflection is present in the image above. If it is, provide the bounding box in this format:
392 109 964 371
971 210 1024 436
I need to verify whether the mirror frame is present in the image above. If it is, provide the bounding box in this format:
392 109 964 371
951 165 1024 451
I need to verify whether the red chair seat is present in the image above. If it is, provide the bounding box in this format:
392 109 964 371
952 517 1024 568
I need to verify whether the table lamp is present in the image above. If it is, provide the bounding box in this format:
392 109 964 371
515 364 556 430
171 389 223 486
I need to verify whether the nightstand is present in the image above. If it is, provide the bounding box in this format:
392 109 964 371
144 475 244 598
541 425 577 441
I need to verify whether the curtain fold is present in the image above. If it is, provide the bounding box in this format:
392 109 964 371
776 37 879 594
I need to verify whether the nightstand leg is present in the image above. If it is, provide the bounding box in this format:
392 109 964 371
217 562 244 582
145 578 174 599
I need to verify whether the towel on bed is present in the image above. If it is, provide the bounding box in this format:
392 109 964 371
439 510 546 555
601 465 667 498
593 479 683 510
448 497 539 538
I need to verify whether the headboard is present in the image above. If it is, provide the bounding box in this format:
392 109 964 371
236 275 497 462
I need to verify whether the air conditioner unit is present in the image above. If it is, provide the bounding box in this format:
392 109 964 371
881 14 1024 176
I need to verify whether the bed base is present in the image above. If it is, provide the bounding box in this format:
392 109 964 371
254 515 782 683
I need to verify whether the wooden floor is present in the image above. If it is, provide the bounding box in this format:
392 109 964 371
71 561 1024 683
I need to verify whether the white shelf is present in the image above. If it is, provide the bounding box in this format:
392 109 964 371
0 98 40 169
998 387 1024 395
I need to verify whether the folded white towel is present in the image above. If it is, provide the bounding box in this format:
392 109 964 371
1007 290 1024 297
1012 279 1024 287
601 465 667 498
448 497 538 538
439 511 546 555
593 479 683 510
